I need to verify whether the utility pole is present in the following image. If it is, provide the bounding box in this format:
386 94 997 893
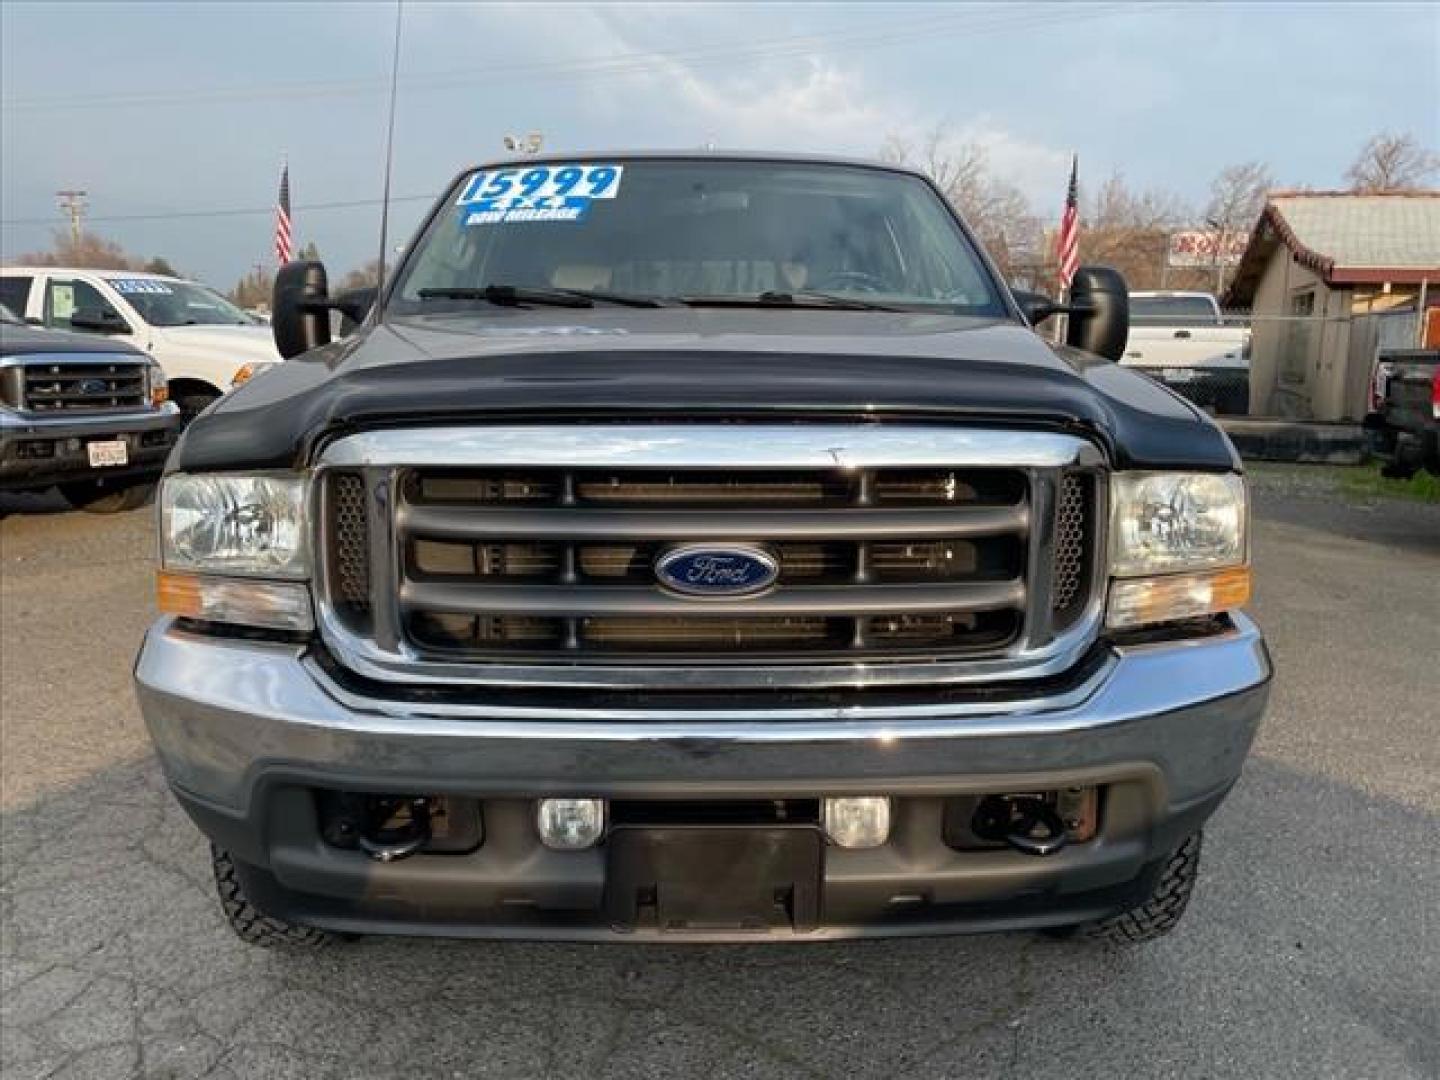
503 132 544 155
55 189 87 247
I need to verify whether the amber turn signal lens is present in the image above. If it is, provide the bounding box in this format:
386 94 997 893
156 570 313 632
1106 566 1251 630
150 385 169 407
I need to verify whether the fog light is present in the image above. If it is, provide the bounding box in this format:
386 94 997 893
822 796 891 849
536 798 606 850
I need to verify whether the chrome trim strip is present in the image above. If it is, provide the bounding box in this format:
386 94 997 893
315 617 1101 689
0 352 150 367
320 425 1104 470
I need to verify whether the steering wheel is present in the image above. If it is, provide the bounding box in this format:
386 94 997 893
808 269 888 294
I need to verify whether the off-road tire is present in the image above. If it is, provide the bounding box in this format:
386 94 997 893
211 846 336 949
1083 831 1203 945
177 391 221 426
58 481 154 514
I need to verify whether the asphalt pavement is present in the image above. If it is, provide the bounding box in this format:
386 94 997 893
2 467 1437 1079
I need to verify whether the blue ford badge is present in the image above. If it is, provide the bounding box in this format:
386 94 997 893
655 544 780 597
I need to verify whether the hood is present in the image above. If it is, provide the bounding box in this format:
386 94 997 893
1 321 148 358
148 323 280 362
176 309 1237 472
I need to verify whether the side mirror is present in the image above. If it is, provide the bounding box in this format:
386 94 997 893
272 260 332 359
1012 289 1063 326
1066 265 1129 362
333 286 377 337
70 307 130 334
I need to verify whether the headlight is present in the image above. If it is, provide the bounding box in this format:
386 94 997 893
1107 471 1249 630
1109 472 1246 577
160 473 309 578
145 362 168 407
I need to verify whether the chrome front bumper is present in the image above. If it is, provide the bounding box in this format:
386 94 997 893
135 614 1269 938
0 403 181 489
136 613 1270 814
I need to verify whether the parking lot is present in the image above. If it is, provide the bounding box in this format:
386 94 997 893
1 466 1437 1080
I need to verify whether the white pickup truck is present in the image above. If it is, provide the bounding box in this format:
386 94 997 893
1122 291 1250 415
0 267 280 422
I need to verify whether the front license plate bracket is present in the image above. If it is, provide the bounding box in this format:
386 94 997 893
605 826 823 933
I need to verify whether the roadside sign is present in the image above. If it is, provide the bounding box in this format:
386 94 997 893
1167 230 1248 268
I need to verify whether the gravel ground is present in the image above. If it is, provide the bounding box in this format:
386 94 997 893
2 466 1437 1079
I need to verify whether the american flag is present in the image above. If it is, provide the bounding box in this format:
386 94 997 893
274 163 293 266
1055 154 1079 292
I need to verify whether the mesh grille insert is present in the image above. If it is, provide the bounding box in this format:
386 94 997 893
327 473 371 624
1051 475 1090 621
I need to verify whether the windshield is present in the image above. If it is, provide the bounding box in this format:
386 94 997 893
391 160 1005 316
109 278 256 327
1130 295 1219 327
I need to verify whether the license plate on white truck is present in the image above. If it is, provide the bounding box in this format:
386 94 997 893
87 440 128 467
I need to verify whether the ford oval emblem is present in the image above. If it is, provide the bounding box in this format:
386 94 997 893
655 544 780 598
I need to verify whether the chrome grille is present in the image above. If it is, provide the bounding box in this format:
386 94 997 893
20 360 146 413
315 425 1104 688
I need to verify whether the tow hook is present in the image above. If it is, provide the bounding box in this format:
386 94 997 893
972 795 1070 857
357 797 433 862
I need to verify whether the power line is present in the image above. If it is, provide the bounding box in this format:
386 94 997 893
0 194 437 230
3 4 1170 114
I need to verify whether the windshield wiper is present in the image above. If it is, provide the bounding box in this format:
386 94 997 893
677 291 901 312
417 285 669 309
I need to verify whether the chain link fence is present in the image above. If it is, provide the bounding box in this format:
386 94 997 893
1124 308 1424 421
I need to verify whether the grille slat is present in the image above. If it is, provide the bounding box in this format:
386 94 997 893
399 579 1025 618
395 503 1029 541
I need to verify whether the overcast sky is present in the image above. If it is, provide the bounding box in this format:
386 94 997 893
2 1 1436 289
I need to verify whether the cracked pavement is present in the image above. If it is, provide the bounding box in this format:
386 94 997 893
2 468 1438 1079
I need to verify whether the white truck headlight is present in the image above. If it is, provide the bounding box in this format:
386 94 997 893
160 473 309 578
1109 472 1246 577
1107 472 1249 629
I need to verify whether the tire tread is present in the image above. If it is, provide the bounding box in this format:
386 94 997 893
1083 831 1202 945
211 846 334 949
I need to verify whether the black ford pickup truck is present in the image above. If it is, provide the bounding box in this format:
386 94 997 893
2 304 179 511
1364 346 1440 479
134 153 1270 947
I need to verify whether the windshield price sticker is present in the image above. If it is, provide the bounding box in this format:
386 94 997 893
456 164 623 225
112 279 174 294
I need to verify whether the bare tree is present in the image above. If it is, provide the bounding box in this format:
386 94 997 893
1077 171 1191 290
880 126 1042 279
1344 132 1439 192
1202 161 1272 294
229 266 274 311
337 260 382 292
1205 161 1272 236
14 228 138 271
